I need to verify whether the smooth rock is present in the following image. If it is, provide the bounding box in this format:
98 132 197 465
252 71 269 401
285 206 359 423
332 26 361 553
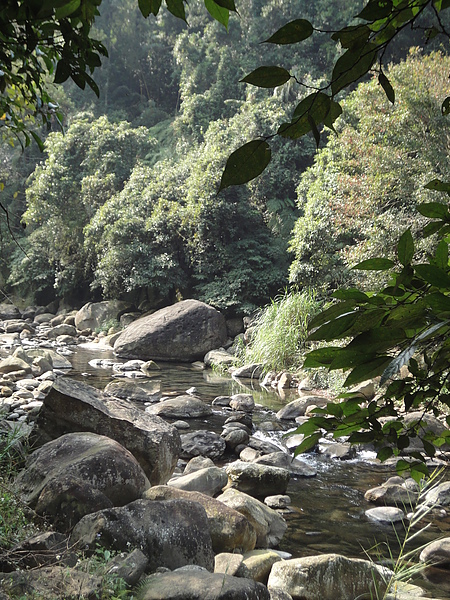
14 432 150 531
114 299 227 362
70 498 214 572
33 377 181 485
180 430 226 460
144 485 257 553
267 554 391 600
217 488 287 548
146 395 212 419
420 537 450 567
225 460 290 497
276 396 329 420
135 569 270 600
365 506 405 523
168 466 228 496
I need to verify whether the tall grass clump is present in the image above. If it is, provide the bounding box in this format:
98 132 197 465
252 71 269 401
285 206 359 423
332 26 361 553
242 289 320 373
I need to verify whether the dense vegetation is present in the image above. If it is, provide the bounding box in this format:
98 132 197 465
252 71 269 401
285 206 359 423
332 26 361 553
1 0 450 472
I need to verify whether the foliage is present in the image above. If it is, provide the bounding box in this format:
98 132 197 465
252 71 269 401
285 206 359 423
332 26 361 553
0 426 36 550
0 0 238 146
289 50 450 293
0 0 107 146
8 114 155 303
240 289 320 373
85 100 294 313
292 180 450 480
219 0 450 189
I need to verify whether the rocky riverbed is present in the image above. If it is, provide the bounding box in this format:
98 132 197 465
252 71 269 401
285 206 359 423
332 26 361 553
0 300 449 600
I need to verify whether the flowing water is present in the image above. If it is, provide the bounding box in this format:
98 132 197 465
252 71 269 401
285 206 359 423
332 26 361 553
67 344 450 598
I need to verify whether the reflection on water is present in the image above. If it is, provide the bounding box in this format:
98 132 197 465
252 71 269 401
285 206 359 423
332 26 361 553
67 345 450 599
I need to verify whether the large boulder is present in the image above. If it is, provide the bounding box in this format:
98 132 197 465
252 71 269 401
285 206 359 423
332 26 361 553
135 569 270 600
276 396 329 420
34 377 181 485
267 554 390 600
113 299 227 362
225 461 290 498
144 485 257 553
0 303 20 320
216 488 287 548
14 432 150 531
146 395 212 419
74 300 132 331
70 498 215 572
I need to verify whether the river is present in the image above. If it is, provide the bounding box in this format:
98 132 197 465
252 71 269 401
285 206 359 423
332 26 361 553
67 344 450 599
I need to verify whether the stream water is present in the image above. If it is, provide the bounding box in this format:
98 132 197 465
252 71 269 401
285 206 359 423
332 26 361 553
67 344 450 598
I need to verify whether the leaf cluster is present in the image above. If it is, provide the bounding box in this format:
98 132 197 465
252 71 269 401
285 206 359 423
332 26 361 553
294 182 450 478
219 0 450 190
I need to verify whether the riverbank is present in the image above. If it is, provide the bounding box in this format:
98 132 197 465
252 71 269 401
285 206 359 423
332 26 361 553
0 300 449 599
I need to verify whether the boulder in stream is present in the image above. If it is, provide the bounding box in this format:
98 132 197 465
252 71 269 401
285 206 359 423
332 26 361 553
113 299 227 362
14 432 150 531
33 377 181 485
267 554 391 600
70 498 215 572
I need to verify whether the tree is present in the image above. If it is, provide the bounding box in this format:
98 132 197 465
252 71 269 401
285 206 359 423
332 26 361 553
219 0 450 190
0 0 235 147
289 50 450 293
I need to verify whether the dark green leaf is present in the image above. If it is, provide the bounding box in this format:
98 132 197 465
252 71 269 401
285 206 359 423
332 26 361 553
378 72 395 103
30 130 44 152
331 43 377 96
303 346 342 368
308 312 358 341
309 300 359 329
308 114 320 147
53 59 71 84
380 344 417 385
397 228 414 266
55 0 80 19
442 96 450 116
165 0 186 21
348 431 375 444
425 291 450 313
434 239 448 270
415 264 450 288
205 0 229 29
293 432 321 456
344 356 392 387
422 438 436 457
377 446 393 462
219 140 271 191
423 221 445 238
325 402 343 417
332 289 369 302
417 201 449 219
352 258 395 270
138 0 162 17
213 0 236 10
241 66 291 88
264 19 313 45
329 348 378 370
332 25 370 50
424 179 450 194
385 303 427 328
357 0 393 21
278 92 331 139
323 100 343 132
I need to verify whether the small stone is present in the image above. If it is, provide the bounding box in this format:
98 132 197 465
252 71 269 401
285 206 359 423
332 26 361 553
365 506 405 523
264 495 291 509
